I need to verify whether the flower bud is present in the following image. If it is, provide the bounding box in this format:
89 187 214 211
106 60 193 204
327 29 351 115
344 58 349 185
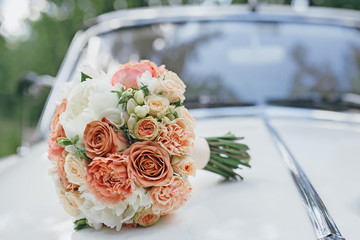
134 90 145 105
122 88 133 98
135 105 149 118
127 98 138 114
134 208 160 227
127 113 138 130
121 111 129 125
166 113 175 121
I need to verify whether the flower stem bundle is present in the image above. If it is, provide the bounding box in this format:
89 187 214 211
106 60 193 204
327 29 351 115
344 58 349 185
205 133 251 180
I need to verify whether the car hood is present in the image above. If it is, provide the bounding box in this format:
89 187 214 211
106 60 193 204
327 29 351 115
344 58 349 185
0 113 359 239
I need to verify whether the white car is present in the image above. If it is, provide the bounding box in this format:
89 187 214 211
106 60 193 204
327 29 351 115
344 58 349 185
1 3 360 240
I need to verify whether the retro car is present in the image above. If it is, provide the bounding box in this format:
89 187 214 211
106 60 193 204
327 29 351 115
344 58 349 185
1 2 360 240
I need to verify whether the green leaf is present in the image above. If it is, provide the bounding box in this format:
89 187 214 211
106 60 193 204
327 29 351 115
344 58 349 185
75 148 90 163
73 135 79 144
173 99 182 107
74 218 89 231
81 72 92 82
56 137 72 147
140 83 149 96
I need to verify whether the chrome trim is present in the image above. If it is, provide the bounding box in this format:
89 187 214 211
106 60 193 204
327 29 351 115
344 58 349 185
37 5 360 138
263 115 345 240
190 106 360 125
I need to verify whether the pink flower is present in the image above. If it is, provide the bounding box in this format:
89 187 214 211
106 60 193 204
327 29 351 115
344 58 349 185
48 138 64 161
86 153 134 205
50 99 67 141
150 176 192 215
111 60 165 89
156 118 195 156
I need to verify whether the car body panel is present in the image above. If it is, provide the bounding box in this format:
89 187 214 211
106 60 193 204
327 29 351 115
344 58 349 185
2 108 360 239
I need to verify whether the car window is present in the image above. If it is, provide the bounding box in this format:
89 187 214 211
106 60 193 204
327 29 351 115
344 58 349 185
69 21 360 109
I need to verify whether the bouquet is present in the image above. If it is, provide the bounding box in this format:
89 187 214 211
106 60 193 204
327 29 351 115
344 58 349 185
47 60 251 231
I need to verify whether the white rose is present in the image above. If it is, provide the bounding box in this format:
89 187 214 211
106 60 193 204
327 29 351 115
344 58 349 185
60 78 124 142
156 71 186 103
137 71 159 93
190 137 210 169
64 153 86 186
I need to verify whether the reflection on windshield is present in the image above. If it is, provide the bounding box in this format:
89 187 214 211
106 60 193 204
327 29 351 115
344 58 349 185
74 21 360 110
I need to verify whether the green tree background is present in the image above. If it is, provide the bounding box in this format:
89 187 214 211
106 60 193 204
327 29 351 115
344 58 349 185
0 0 359 158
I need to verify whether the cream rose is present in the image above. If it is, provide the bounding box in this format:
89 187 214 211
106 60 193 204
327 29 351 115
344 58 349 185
64 153 86 186
171 156 196 177
57 188 84 217
134 208 160 227
60 78 124 142
145 95 169 118
156 71 186 103
176 106 196 131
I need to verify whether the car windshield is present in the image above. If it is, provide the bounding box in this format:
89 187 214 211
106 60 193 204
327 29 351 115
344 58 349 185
67 20 360 110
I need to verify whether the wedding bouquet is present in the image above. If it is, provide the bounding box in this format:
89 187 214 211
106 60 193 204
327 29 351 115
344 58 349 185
47 60 251 231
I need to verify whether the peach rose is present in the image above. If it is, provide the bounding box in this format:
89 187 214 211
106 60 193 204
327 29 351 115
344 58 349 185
83 121 128 159
176 106 196 131
48 138 64 161
50 99 67 141
171 156 196 177
125 141 173 187
134 208 160 227
86 153 134 205
150 176 192 215
145 95 169 118
111 60 165 89
134 116 159 141
156 71 186 103
57 153 79 192
156 118 195 156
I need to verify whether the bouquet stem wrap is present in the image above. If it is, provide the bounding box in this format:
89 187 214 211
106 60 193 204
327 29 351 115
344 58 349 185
203 133 251 180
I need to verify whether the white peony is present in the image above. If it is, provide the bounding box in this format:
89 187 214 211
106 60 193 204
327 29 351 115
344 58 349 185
60 78 124 142
79 187 152 231
137 71 159 94
64 153 86 186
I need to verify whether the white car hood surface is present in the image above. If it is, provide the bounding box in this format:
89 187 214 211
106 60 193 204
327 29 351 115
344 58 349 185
0 116 359 239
